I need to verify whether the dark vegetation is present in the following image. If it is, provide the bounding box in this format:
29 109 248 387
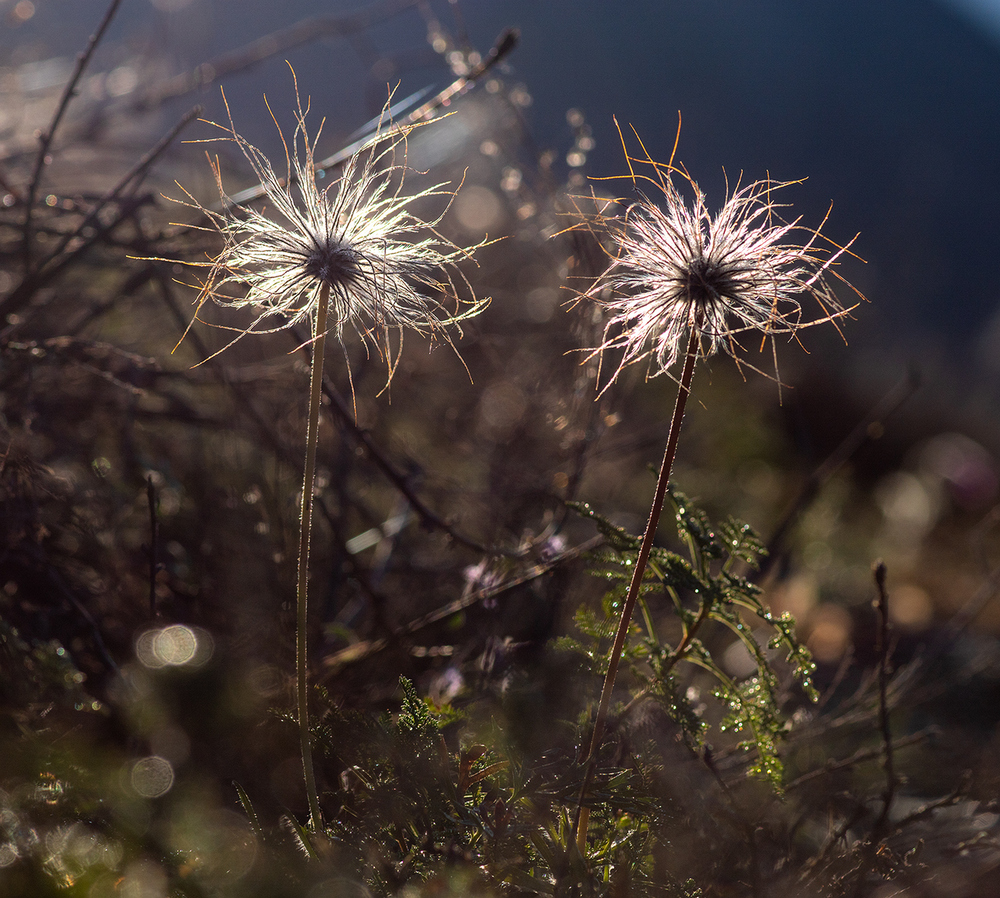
2 2 1000 895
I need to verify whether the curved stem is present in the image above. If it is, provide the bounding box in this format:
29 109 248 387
297 282 329 831
574 322 701 851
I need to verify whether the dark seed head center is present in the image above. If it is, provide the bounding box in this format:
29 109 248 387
685 256 730 305
305 240 360 287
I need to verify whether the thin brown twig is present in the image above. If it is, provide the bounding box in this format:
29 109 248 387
226 27 518 207
756 367 919 583
15 542 122 678
846 561 899 898
891 775 970 831
147 475 159 619
799 802 868 881
698 748 765 898
54 106 203 262
134 0 424 110
784 727 936 792
5 194 154 333
871 560 897 839
814 647 856 715
321 534 603 673
287 322 509 557
22 0 125 269
926 557 1000 665
4 105 203 320
318 376 494 555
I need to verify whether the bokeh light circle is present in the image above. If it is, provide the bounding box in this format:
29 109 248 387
130 756 174 798
135 625 213 669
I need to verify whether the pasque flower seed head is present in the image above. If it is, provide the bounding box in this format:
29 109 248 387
582 138 860 390
168 68 487 380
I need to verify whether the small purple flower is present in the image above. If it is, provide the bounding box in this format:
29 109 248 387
463 558 505 610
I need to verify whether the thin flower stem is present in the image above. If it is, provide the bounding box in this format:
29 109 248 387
574 318 701 852
297 282 329 831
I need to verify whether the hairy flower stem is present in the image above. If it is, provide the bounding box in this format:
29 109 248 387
575 318 701 852
297 282 329 831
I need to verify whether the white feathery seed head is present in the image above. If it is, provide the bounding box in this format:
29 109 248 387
168 67 488 385
578 125 862 392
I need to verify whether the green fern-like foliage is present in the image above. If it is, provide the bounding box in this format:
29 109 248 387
302 675 675 895
275 487 818 894
567 485 816 788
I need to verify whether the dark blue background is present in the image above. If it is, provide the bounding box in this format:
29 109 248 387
8 0 1000 388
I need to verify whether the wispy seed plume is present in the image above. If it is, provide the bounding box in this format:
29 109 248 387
579 125 862 392
168 67 488 386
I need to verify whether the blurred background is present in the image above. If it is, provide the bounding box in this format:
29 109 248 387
6 0 1000 380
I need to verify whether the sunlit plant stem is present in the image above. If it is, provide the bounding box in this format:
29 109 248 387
575 314 701 851
297 281 329 831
